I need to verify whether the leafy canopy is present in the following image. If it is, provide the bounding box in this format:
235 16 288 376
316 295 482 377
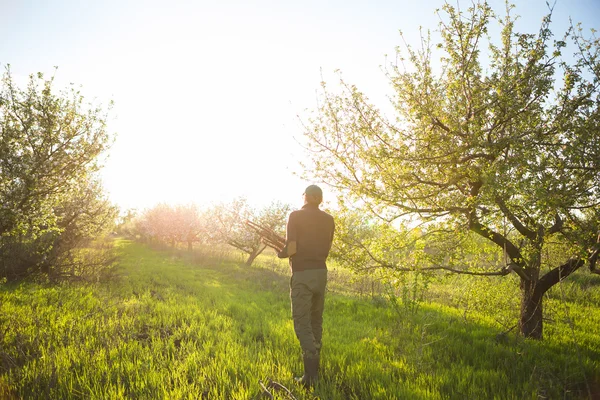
304 1 600 276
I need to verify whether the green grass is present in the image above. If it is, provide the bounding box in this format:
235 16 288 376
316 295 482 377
1 240 599 399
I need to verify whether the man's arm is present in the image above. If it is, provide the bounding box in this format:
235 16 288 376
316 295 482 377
278 212 297 259
277 241 297 259
328 219 335 252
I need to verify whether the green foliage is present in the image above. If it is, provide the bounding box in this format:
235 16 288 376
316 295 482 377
304 1 600 338
0 66 115 281
115 209 138 239
1 240 598 399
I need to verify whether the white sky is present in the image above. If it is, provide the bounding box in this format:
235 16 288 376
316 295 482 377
2 0 599 212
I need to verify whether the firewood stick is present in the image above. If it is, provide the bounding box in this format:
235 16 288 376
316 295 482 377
246 225 283 244
246 220 284 241
245 220 285 249
263 241 284 252
257 234 285 250
246 220 280 237
245 220 284 240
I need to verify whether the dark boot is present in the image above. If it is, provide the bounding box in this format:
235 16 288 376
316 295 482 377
294 354 319 389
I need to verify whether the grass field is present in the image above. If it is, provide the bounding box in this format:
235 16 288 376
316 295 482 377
1 240 599 399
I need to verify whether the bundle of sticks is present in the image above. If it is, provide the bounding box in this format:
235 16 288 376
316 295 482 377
245 220 285 252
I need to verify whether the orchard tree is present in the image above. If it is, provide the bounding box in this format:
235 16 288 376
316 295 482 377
174 203 207 251
138 203 208 249
0 67 114 280
210 198 290 266
304 2 600 339
116 209 139 239
46 177 118 280
138 203 178 245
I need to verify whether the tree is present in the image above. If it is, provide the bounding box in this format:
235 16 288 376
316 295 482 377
115 208 139 239
303 2 600 339
45 177 118 280
134 203 209 250
174 204 207 251
137 203 178 245
209 198 290 266
0 67 114 281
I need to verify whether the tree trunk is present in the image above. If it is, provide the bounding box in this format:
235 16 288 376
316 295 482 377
187 241 192 252
519 238 544 339
245 245 266 266
519 278 543 339
519 257 586 339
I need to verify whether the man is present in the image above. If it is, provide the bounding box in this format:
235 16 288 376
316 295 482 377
276 185 335 388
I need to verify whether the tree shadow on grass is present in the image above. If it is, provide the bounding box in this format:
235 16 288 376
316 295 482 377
323 292 600 400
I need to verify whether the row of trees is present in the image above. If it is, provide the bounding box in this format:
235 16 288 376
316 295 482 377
119 199 290 266
0 68 117 282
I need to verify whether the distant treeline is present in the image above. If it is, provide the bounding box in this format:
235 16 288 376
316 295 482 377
118 198 290 266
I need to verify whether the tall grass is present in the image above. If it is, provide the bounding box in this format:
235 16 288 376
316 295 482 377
1 240 598 399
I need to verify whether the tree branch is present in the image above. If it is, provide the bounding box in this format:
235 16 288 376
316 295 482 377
459 152 496 163
398 264 511 276
495 196 536 240
469 215 530 280
589 242 600 275
343 235 512 277
355 261 511 276
537 258 585 295
227 240 252 255
547 213 564 235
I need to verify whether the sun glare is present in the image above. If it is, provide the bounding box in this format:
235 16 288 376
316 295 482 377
3 0 599 212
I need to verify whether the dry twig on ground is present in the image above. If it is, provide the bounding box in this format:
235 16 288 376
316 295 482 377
258 379 297 400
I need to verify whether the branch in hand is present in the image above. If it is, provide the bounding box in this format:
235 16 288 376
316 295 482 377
245 220 285 252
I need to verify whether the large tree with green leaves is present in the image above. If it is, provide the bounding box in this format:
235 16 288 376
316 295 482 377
0 67 114 281
304 2 600 339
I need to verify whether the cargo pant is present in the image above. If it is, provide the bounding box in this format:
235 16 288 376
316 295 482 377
290 269 327 358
